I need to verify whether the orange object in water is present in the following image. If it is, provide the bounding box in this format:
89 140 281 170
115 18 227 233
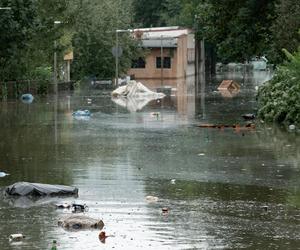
99 231 108 243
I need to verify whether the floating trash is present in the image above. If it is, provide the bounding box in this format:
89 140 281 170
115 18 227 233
5 182 78 196
21 94 34 104
150 112 160 117
0 171 10 178
242 113 256 120
55 203 71 209
55 202 88 212
71 203 89 213
146 196 159 203
72 110 91 117
288 124 296 130
162 207 169 214
58 214 104 230
9 234 25 242
99 231 108 244
51 240 57 250
170 179 176 184
198 123 255 130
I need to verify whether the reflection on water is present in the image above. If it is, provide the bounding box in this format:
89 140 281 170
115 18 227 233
0 72 299 249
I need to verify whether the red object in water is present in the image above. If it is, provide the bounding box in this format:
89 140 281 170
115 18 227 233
99 231 108 243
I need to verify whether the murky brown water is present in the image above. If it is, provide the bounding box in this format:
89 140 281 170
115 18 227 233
0 71 299 249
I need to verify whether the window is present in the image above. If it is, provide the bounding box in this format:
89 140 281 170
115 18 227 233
156 57 171 69
131 57 146 68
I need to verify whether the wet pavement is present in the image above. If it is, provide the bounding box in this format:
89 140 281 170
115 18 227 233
0 71 299 249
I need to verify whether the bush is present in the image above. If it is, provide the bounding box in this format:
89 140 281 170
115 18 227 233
257 47 300 125
31 66 52 81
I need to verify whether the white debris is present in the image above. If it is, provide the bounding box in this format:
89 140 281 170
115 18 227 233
112 80 165 99
289 124 296 130
111 81 165 112
146 196 159 203
0 171 10 177
9 234 25 242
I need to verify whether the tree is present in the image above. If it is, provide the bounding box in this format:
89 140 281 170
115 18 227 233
71 0 139 80
193 0 276 63
0 0 38 80
132 0 167 27
268 0 300 63
0 0 72 81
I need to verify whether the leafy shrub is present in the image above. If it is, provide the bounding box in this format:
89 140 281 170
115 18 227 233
257 47 300 125
31 66 52 81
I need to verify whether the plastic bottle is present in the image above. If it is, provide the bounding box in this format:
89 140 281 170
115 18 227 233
51 240 57 250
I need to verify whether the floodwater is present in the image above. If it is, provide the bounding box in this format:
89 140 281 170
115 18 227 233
0 71 299 250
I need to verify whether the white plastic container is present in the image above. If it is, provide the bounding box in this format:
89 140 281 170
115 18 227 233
9 234 25 241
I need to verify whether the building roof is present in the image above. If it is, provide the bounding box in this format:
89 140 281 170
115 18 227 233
133 26 192 39
132 26 193 48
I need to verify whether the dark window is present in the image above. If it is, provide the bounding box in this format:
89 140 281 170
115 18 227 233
156 57 171 69
131 57 146 68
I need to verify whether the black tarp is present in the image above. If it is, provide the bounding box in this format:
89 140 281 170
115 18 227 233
5 182 78 196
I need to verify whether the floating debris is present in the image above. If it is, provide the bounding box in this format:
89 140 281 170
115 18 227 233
51 240 57 250
217 80 240 91
55 203 71 209
150 112 160 117
55 202 88 212
5 182 78 196
0 171 10 178
72 110 91 117
198 123 255 130
162 207 169 214
99 231 108 243
58 214 104 230
9 234 25 242
21 94 34 104
288 124 296 130
146 196 159 203
242 113 256 120
170 179 176 184
72 203 89 213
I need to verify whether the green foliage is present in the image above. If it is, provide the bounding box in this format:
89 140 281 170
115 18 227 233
132 0 277 63
0 0 72 97
3 0 299 88
268 0 300 64
132 0 196 28
257 47 300 125
132 0 167 27
71 0 139 80
1 0 139 85
0 0 38 80
30 66 52 80
193 0 276 63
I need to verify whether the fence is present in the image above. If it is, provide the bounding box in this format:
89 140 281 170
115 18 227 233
0 80 74 99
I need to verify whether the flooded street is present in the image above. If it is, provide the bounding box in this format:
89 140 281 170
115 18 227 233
0 72 299 249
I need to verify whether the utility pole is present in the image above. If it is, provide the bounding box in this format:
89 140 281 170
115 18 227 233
53 21 62 94
114 29 131 86
160 35 164 86
115 30 119 86
54 40 58 94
